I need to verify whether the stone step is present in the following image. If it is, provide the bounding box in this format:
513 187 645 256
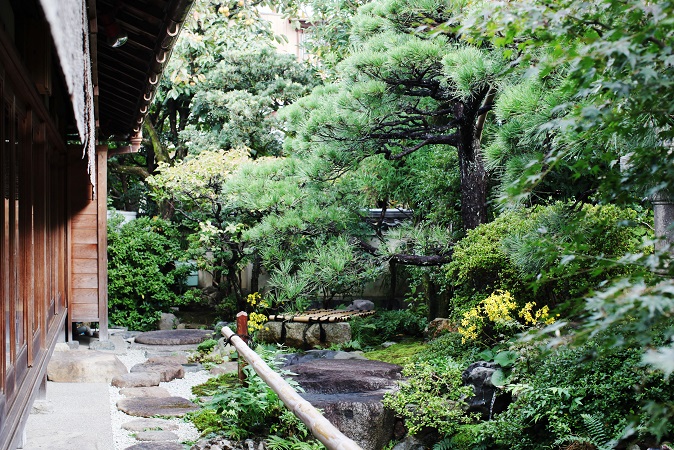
47 351 127 383
124 443 184 450
120 386 171 398
117 396 199 417
134 329 213 345
130 361 185 382
121 418 179 432
112 372 161 388
135 430 180 442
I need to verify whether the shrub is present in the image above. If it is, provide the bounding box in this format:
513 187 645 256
383 357 474 436
482 329 674 450
458 290 554 344
107 216 192 331
350 309 428 347
446 203 651 322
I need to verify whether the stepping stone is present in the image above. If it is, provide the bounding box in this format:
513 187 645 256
122 418 179 432
117 396 199 417
134 329 212 345
130 362 184 382
120 386 171 398
112 372 161 388
147 355 189 365
47 351 127 382
124 443 184 450
135 431 179 442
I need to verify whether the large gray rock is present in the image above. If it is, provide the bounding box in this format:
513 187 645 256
304 392 396 450
135 329 212 345
287 359 401 394
130 362 185 382
112 372 161 388
256 321 351 349
346 299 375 311
122 418 179 432
287 359 402 450
462 361 512 419
158 313 178 330
282 350 367 366
117 396 199 417
47 351 127 382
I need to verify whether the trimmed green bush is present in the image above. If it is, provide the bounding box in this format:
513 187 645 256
107 216 193 331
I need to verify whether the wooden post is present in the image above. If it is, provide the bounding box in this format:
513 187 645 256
236 311 248 383
222 326 363 450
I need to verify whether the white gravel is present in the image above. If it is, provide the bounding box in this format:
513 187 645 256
110 347 214 450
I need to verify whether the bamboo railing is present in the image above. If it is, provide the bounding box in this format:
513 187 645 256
221 319 363 450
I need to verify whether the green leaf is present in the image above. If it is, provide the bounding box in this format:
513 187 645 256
493 350 519 368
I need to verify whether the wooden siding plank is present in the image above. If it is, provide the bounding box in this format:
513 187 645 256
71 228 97 244
71 273 98 289
70 303 99 320
71 289 98 303
71 214 98 228
72 258 97 274
72 243 98 259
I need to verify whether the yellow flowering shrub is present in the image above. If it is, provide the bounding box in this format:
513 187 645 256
458 290 555 343
246 292 270 334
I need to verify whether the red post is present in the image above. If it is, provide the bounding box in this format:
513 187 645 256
236 311 248 383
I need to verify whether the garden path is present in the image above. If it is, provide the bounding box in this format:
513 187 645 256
22 329 235 450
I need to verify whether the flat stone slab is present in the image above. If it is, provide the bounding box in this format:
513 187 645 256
134 329 212 345
147 355 189 365
124 443 184 450
47 351 127 383
120 387 171 398
112 372 161 388
122 418 179 432
117 396 199 417
286 359 402 394
130 362 184 382
135 430 179 442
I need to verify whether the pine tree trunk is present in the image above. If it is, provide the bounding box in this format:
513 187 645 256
458 134 488 230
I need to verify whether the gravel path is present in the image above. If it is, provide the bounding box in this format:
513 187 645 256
110 345 215 449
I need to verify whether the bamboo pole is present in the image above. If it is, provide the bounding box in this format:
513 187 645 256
221 325 363 450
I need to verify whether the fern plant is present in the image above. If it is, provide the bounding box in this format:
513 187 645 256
553 413 615 450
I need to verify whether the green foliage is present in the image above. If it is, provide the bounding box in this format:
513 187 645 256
107 217 191 331
483 331 674 450
350 309 428 347
383 357 474 435
185 45 318 157
446 202 651 323
189 346 324 446
197 339 218 354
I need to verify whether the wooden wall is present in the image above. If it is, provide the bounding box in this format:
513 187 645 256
68 146 108 340
0 24 70 449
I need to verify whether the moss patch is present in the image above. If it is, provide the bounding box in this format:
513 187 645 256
191 372 238 397
364 340 426 366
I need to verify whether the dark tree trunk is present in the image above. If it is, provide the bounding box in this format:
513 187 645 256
250 254 261 295
387 260 397 310
457 135 488 230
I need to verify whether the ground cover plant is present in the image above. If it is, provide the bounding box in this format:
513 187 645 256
188 346 325 449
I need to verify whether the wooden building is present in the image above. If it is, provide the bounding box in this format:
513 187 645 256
0 0 193 448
